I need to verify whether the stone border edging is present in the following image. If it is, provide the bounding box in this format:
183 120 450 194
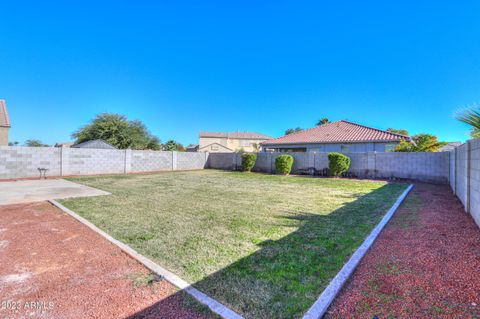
48 199 243 319
302 184 414 319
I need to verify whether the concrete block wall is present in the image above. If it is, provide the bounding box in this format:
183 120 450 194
0 147 208 179
177 152 209 170
0 146 61 179
449 139 480 228
374 152 449 183
131 150 173 172
207 151 449 182
468 139 480 227
64 148 125 176
454 143 469 208
206 153 237 170
449 149 456 191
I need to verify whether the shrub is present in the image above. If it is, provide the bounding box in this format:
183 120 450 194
328 152 351 177
275 154 294 175
241 153 257 172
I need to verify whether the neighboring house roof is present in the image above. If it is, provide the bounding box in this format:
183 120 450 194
54 141 75 148
262 120 410 146
72 139 117 149
439 141 462 152
198 142 233 151
186 144 199 151
200 131 272 139
0 100 11 127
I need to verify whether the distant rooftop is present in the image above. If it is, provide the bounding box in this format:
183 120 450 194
0 100 11 127
72 139 117 149
200 131 272 139
54 141 75 148
262 120 410 145
440 141 462 152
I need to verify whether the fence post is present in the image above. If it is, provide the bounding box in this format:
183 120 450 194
270 153 274 174
124 149 132 174
204 152 209 168
467 140 472 214
367 152 376 179
454 147 458 195
60 147 69 176
172 151 178 171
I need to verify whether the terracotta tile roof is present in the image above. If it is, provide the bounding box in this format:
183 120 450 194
200 131 272 139
262 120 409 145
0 100 10 127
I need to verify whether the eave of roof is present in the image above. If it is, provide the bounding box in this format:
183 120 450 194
261 120 410 146
200 131 272 139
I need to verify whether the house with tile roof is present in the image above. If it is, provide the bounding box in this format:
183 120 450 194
0 100 11 146
261 120 410 153
199 131 272 153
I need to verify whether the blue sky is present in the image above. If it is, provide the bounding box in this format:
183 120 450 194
1 1 480 145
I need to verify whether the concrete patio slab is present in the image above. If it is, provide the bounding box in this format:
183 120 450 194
0 179 110 205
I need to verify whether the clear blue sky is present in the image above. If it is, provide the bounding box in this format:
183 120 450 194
1 1 479 145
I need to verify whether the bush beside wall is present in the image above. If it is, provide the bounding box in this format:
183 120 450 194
275 154 294 175
328 152 351 177
241 153 257 172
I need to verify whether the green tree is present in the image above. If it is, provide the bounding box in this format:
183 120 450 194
72 113 161 150
8 141 19 146
285 127 303 135
386 128 409 136
24 139 48 147
316 118 330 126
163 140 185 151
394 134 446 152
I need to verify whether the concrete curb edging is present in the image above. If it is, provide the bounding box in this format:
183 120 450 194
302 184 414 319
48 199 243 319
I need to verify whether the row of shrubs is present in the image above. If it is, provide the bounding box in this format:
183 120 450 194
241 152 350 176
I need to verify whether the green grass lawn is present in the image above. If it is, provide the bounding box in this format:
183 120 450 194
61 170 407 319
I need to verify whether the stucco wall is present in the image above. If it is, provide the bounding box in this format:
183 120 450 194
263 142 399 153
0 147 207 179
0 127 8 146
200 137 267 153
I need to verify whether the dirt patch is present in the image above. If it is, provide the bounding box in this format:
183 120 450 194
326 183 480 318
0 202 213 319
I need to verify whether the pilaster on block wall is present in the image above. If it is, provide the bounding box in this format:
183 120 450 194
60 147 70 176
366 152 376 178
172 151 178 170
124 149 132 173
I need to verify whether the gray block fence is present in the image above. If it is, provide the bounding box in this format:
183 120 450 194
206 151 450 183
0 146 209 179
449 139 480 228
1 144 480 229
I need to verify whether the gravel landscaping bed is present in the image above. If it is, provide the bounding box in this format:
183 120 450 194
326 183 480 318
0 202 213 319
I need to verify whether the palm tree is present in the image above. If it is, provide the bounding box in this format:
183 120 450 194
456 106 480 138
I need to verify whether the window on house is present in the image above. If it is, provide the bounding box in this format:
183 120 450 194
385 143 396 152
211 145 219 150
341 145 350 153
239 140 250 147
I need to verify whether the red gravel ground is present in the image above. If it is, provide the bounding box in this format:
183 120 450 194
326 183 480 319
0 202 213 319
